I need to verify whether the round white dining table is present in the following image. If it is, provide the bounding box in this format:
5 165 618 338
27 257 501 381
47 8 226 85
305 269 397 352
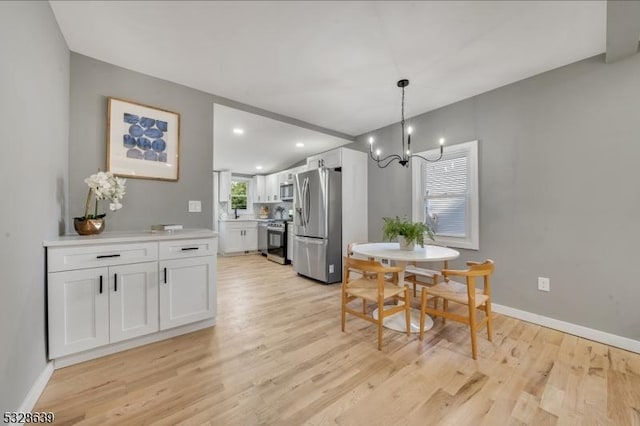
351 242 460 333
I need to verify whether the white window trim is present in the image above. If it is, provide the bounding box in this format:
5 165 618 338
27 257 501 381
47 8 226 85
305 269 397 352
411 140 479 250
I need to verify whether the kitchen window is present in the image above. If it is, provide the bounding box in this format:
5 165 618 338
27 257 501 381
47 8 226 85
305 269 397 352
411 140 479 250
231 179 249 211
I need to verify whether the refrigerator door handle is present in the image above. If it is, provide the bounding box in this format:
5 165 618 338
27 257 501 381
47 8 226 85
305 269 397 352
304 177 311 227
301 177 309 227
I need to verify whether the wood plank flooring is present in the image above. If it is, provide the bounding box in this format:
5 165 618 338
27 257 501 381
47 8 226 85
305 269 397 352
35 255 640 425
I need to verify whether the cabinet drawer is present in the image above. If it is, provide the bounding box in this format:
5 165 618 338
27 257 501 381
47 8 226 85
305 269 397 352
48 243 158 272
159 238 217 260
223 221 244 230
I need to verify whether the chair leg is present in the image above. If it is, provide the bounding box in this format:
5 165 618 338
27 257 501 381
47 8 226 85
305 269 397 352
362 298 367 314
413 282 417 298
443 299 448 324
377 298 384 351
485 300 493 342
404 287 411 337
341 291 346 332
419 289 427 340
468 303 478 360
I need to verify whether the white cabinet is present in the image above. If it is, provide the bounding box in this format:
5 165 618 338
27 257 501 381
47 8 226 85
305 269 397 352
219 170 231 203
109 262 158 343
265 173 279 203
45 231 217 366
159 239 216 330
219 221 258 254
48 268 110 358
252 175 265 203
307 149 342 169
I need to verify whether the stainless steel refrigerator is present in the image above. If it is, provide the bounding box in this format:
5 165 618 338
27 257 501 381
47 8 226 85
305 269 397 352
293 168 342 283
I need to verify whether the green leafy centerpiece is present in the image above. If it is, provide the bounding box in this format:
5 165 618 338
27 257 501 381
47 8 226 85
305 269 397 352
382 216 435 250
74 171 126 235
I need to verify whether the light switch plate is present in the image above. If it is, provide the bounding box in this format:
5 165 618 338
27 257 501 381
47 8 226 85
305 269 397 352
188 200 202 213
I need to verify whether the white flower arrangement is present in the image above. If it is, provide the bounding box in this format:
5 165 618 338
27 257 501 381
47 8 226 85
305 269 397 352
80 171 127 219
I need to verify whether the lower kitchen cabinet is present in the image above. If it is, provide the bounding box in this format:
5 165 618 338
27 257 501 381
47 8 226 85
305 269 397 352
219 220 258 254
45 230 217 366
159 256 216 330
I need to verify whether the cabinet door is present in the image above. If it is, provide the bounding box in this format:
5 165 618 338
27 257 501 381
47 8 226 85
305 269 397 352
223 227 244 254
48 268 109 358
252 175 265 203
159 256 216 330
219 171 231 203
109 262 159 343
243 226 258 251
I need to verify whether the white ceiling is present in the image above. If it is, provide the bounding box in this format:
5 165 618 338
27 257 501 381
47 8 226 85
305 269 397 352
50 1 606 137
213 104 351 174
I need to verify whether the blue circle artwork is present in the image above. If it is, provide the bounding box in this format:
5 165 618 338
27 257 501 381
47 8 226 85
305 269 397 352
124 113 139 124
123 112 168 162
152 139 166 152
137 137 151 150
129 125 144 137
139 117 155 128
123 134 136 148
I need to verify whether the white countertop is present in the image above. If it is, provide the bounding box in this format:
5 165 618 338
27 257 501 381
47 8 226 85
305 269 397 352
44 228 217 247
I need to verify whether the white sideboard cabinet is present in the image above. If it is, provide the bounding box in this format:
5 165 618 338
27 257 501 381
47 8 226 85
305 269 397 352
44 229 217 368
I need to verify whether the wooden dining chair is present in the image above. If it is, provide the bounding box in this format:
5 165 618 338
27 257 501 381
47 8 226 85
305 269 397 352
342 256 411 350
418 259 495 360
405 261 444 297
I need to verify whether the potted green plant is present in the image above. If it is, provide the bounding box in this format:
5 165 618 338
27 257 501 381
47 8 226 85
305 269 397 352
382 216 435 250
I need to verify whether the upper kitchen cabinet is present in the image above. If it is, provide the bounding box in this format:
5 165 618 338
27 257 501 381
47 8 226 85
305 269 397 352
252 175 265 204
307 149 342 169
265 173 279 203
219 170 231 203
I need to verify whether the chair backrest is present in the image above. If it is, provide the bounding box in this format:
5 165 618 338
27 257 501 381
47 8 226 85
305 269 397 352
343 256 402 285
442 259 495 295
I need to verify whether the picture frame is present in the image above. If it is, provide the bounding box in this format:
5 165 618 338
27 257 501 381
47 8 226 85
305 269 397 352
107 97 180 181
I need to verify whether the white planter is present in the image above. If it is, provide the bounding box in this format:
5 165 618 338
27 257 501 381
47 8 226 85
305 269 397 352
398 236 415 251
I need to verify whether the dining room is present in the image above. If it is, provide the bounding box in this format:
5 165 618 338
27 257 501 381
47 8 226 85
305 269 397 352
4 1 640 424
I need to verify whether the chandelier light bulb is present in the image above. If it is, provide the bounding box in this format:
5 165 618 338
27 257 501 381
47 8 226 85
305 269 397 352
368 137 374 145
407 126 413 135
439 138 445 146
375 149 381 156
406 150 410 155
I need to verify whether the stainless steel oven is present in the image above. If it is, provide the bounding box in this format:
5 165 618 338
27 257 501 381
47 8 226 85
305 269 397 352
267 222 288 264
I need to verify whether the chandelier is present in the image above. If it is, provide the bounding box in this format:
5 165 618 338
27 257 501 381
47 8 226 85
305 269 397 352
368 79 445 168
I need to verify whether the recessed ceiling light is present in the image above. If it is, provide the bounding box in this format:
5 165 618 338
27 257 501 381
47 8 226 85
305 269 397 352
233 128 244 135
296 142 304 147
256 165 263 170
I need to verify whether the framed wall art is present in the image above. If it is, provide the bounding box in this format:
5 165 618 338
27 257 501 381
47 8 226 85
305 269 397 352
107 97 180 181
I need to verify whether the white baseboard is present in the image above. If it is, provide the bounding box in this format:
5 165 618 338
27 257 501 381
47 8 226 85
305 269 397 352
53 318 216 369
492 303 640 354
17 361 54 415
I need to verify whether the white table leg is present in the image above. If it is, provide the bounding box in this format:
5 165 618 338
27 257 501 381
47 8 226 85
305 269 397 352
371 259 434 333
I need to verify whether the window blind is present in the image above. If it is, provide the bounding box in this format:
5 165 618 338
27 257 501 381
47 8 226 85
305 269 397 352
423 151 469 238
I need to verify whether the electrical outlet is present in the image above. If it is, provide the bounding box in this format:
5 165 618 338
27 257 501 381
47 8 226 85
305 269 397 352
188 200 202 213
538 277 550 292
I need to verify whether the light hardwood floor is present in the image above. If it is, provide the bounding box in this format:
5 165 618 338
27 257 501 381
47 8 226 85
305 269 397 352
35 255 640 425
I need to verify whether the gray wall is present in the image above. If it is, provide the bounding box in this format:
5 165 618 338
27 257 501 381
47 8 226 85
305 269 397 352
0 2 69 411
70 54 215 231
353 53 640 340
